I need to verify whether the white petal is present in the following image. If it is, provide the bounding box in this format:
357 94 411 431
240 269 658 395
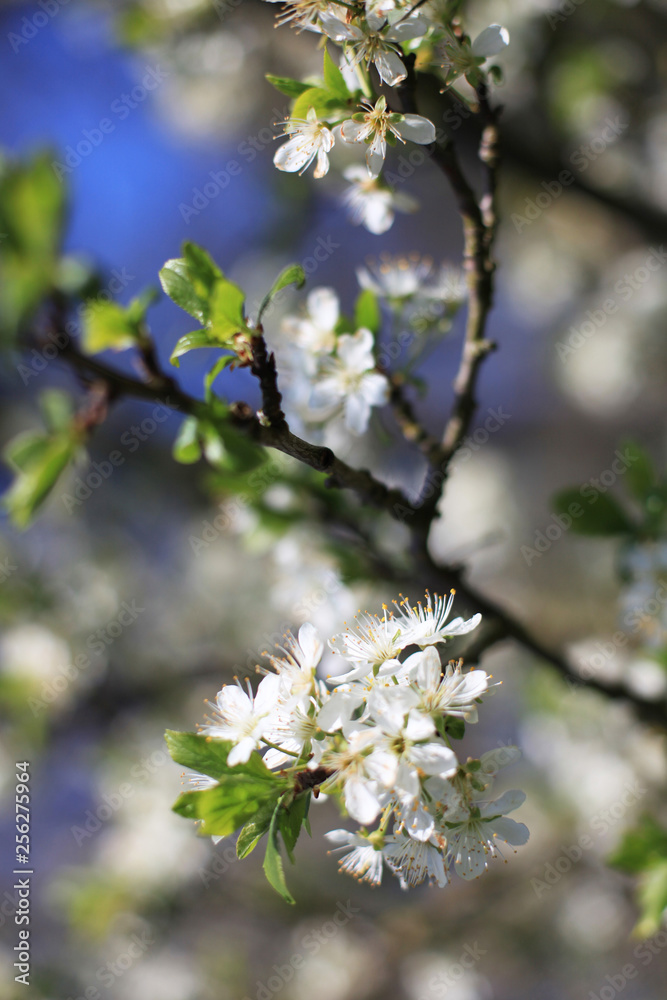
403 709 436 742
472 24 510 58
313 147 330 179
325 828 356 846
454 838 488 879
345 393 372 435
227 736 255 766
317 689 363 731
337 327 375 370
395 115 436 145
297 622 324 668
307 287 339 331
491 817 530 846
410 743 458 778
359 371 390 406
273 136 315 173
413 646 442 690
344 777 382 824
387 17 428 42
320 12 362 41
254 672 281 714
444 612 482 636
483 789 526 816
340 119 368 144
362 195 394 235
373 49 407 87
366 145 386 178
217 684 251 717
402 804 435 842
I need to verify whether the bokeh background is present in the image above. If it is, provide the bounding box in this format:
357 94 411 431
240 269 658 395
2 0 667 998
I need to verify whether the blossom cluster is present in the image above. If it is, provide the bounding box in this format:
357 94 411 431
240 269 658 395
265 1 510 233
196 592 529 890
277 255 467 436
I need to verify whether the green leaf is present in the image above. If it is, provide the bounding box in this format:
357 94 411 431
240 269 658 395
354 289 381 335
0 151 67 342
39 389 74 433
169 330 221 367
82 300 140 354
609 816 667 874
636 861 667 938
165 730 287 786
621 439 656 502
279 792 310 862
236 802 275 859
0 150 65 260
208 277 249 342
159 258 208 322
291 87 341 123
172 416 201 465
3 431 50 473
257 264 306 324
126 286 159 324
173 777 282 838
4 433 77 529
323 47 349 100
553 488 634 536
265 74 311 99
445 717 466 740
182 242 224 297
263 803 295 904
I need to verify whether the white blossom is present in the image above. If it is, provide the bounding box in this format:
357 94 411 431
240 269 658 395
321 12 429 86
282 287 339 356
357 253 434 299
330 604 404 666
202 673 281 765
406 647 490 723
309 327 389 435
385 830 449 888
340 96 435 177
326 828 387 884
439 24 510 85
191 593 528 891
342 165 418 235
274 108 335 178
394 590 482 646
445 789 529 879
266 0 348 32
